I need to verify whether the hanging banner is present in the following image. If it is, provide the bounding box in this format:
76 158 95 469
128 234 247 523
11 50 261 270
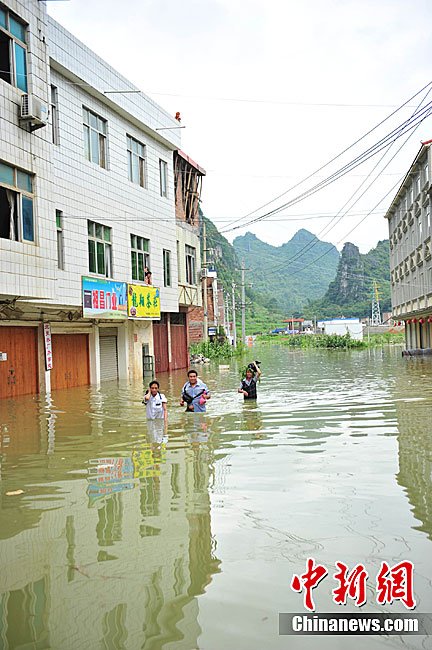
127 284 161 319
43 322 53 370
82 277 127 319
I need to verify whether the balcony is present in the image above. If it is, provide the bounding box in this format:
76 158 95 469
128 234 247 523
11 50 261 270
178 282 202 307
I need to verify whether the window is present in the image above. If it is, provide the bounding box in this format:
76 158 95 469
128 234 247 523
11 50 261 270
0 7 27 92
0 161 34 241
51 85 59 145
159 159 168 197
409 183 414 206
130 234 150 281
423 162 429 186
56 210 64 269
415 174 421 198
176 240 181 282
83 107 107 168
163 249 171 287
185 245 196 285
127 135 146 187
88 220 112 277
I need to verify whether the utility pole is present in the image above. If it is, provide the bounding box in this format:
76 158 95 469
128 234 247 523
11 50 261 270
202 220 208 341
225 293 230 339
231 281 237 348
241 259 246 345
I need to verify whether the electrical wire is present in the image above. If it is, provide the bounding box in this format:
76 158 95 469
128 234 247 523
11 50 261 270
253 83 432 275
220 80 432 234
221 99 432 237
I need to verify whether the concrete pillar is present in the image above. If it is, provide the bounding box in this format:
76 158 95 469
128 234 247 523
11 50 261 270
37 323 50 394
89 323 100 385
117 322 129 381
167 313 172 366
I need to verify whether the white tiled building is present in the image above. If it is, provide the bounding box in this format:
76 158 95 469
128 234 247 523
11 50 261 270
385 143 432 354
0 0 202 398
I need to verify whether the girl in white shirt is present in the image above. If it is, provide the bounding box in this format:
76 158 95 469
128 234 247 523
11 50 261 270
143 380 168 424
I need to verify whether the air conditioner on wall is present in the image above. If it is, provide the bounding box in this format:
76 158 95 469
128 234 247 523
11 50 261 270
19 94 49 130
199 268 208 279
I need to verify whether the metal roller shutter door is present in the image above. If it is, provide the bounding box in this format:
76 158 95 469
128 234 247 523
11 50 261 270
99 335 118 381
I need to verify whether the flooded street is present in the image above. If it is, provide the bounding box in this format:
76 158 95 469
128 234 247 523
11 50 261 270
1 345 431 650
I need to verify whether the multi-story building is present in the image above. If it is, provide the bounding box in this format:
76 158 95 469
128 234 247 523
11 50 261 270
173 150 205 364
385 142 432 354
0 1 202 398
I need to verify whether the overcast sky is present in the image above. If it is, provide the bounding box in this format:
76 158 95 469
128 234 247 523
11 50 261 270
48 0 432 253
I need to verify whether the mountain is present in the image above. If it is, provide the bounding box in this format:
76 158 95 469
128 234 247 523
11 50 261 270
202 211 285 332
307 239 391 319
233 229 340 314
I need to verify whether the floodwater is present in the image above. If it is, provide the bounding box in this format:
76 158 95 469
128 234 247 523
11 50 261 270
0 345 431 650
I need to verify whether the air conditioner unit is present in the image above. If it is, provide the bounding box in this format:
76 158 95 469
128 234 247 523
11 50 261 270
200 268 208 279
20 94 48 130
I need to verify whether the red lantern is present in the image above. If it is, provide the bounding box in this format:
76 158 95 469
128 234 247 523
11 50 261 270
398 321 402 326
420 318 424 324
407 319 411 324
413 318 417 324
428 317 432 323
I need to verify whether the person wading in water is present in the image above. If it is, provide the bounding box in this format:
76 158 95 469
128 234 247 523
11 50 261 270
180 369 210 412
238 361 262 400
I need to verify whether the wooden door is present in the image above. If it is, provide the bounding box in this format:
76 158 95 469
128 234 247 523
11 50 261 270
51 334 89 390
0 327 38 399
153 315 169 373
170 314 188 370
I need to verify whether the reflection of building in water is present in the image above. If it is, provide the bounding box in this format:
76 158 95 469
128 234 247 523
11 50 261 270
395 386 432 541
0 434 221 648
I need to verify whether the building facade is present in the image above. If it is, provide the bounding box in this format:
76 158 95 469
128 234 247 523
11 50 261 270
0 0 201 398
385 143 432 354
174 150 206 345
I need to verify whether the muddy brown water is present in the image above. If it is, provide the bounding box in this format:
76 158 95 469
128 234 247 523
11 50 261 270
0 345 431 649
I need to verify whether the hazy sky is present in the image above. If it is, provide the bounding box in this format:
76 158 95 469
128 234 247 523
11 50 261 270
48 0 432 253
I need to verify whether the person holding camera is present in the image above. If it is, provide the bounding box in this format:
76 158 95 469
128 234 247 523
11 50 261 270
238 361 261 400
180 369 210 412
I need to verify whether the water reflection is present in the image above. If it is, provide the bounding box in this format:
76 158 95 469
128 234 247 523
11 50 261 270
0 348 431 649
0 385 221 649
394 359 432 541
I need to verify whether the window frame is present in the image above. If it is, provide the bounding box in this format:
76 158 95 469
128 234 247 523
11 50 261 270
0 7 27 93
0 161 34 243
185 244 196 285
83 107 108 169
56 209 64 269
163 249 171 287
127 135 146 187
159 159 168 197
51 85 59 145
87 220 112 277
130 233 150 282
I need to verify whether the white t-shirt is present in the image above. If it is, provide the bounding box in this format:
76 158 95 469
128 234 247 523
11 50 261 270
145 392 167 419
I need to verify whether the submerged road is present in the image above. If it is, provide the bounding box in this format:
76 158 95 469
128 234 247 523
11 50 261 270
0 345 431 649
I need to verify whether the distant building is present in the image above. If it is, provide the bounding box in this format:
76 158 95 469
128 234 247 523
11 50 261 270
188 270 222 343
385 143 432 354
318 318 363 340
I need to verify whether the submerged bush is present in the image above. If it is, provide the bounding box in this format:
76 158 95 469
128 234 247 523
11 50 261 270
255 333 366 349
190 340 244 359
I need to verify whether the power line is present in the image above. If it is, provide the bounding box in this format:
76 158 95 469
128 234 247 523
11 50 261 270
258 83 432 274
148 91 418 109
220 80 432 234
268 177 403 280
221 98 432 236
